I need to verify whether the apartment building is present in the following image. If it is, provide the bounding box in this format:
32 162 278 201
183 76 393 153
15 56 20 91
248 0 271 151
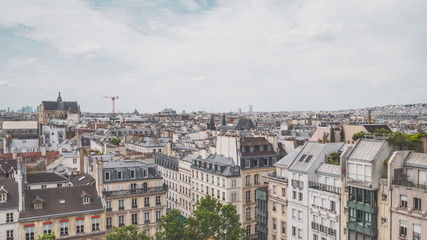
92 158 167 236
178 155 193 218
389 151 427 240
259 145 299 240
309 163 341 240
190 153 242 214
19 184 105 240
0 178 19 240
287 142 344 240
240 137 280 237
342 139 391 240
154 154 179 211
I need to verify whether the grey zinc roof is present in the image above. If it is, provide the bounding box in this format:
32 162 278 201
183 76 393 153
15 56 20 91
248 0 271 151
404 152 427 168
275 145 303 168
288 142 344 173
20 184 103 220
103 160 160 182
0 179 19 209
42 101 79 112
27 172 69 184
348 139 386 162
316 163 340 178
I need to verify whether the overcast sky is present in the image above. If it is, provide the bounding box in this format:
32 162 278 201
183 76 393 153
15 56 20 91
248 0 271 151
0 0 426 113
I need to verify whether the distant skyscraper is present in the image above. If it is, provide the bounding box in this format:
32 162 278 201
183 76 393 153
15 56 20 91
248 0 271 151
238 108 241 114
249 105 253 113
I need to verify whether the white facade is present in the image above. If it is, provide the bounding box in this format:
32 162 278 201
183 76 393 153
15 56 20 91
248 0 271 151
41 125 66 150
177 158 192 218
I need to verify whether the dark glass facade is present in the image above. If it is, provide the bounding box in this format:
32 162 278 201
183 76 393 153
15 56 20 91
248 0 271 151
347 186 378 240
256 188 268 240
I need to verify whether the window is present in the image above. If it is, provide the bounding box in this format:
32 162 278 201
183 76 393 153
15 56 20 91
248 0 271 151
282 188 286 197
401 195 408 208
105 172 110 181
407 168 414 182
254 159 259 167
250 146 254 152
132 198 138 208
106 201 112 210
232 179 236 188
298 192 303 201
0 193 7 202
292 191 296 200
414 224 421 240
382 194 387 201
145 212 150 223
292 209 296 219
43 223 52 234
298 228 302 239
414 197 422 210
246 176 251 186
281 221 286 234
246 207 251 221
119 215 124 226
83 197 90 204
117 170 122 180
156 211 161 222
399 220 407 237
106 217 112 228
273 202 277 211
282 204 286 215
119 199 124 210
273 218 276 230
156 195 161 205
330 200 336 212
419 170 426 185
246 225 251 236
76 219 84 233
60 221 69 236
25 226 34 240
381 218 387 224
245 160 250 168
292 226 296 236
130 170 135 179
6 213 13 223
132 213 138 225
145 197 150 207
231 192 237 201
91 217 100 231
6 230 13 240
298 210 302 220
246 191 251 203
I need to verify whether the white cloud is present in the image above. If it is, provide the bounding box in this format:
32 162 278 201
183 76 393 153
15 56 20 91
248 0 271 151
0 0 426 112
0 80 8 85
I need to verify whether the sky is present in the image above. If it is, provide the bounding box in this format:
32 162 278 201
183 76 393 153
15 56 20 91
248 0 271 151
0 0 426 113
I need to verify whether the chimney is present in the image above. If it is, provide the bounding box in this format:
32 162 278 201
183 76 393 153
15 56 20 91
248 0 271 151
41 145 46 157
12 148 17 160
368 109 372 124
17 157 24 211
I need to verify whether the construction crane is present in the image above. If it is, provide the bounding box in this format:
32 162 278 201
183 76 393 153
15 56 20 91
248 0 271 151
102 96 119 115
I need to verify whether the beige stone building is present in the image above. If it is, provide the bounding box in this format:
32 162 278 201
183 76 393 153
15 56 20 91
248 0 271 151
92 158 167 236
389 151 427 240
19 184 105 240
38 92 80 125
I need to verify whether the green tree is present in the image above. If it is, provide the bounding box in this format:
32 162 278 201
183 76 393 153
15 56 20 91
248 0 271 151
330 126 336 143
373 128 392 134
387 131 410 150
111 137 121 145
352 131 367 141
327 153 340 165
185 195 249 240
106 225 151 240
37 233 56 240
155 209 186 240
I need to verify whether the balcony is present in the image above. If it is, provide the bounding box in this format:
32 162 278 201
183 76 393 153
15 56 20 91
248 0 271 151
119 206 124 211
132 205 138 209
106 207 112 212
309 181 341 194
145 220 150 224
263 172 288 184
392 178 427 191
103 186 167 198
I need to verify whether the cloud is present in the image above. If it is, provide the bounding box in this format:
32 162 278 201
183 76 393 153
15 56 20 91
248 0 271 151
0 0 426 112
0 80 8 85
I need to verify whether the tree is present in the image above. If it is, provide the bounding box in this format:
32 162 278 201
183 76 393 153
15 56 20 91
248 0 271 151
111 137 121 145
327 153 340 165
37 233 56 240
322 132 329 143
387 131 410 150
352 131 368 141
330 126 336 142
185 195 249 240
106 225 151 240
155 209 186 240
373 128 392 134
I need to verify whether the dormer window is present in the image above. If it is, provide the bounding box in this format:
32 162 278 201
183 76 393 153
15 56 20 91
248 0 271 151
105 172 110 181
83 197 91 204
130 170 136 179
33 195 44 209
250 146 254 152
81 191 91 204
117 170 122 180
0 193 6 202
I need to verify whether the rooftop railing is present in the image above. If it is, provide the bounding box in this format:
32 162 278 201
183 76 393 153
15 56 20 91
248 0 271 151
392 178 427 191
309 181 341 194
103 186 167 198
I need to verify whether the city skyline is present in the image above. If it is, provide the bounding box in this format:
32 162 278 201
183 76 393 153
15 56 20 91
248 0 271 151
1 0 426 112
